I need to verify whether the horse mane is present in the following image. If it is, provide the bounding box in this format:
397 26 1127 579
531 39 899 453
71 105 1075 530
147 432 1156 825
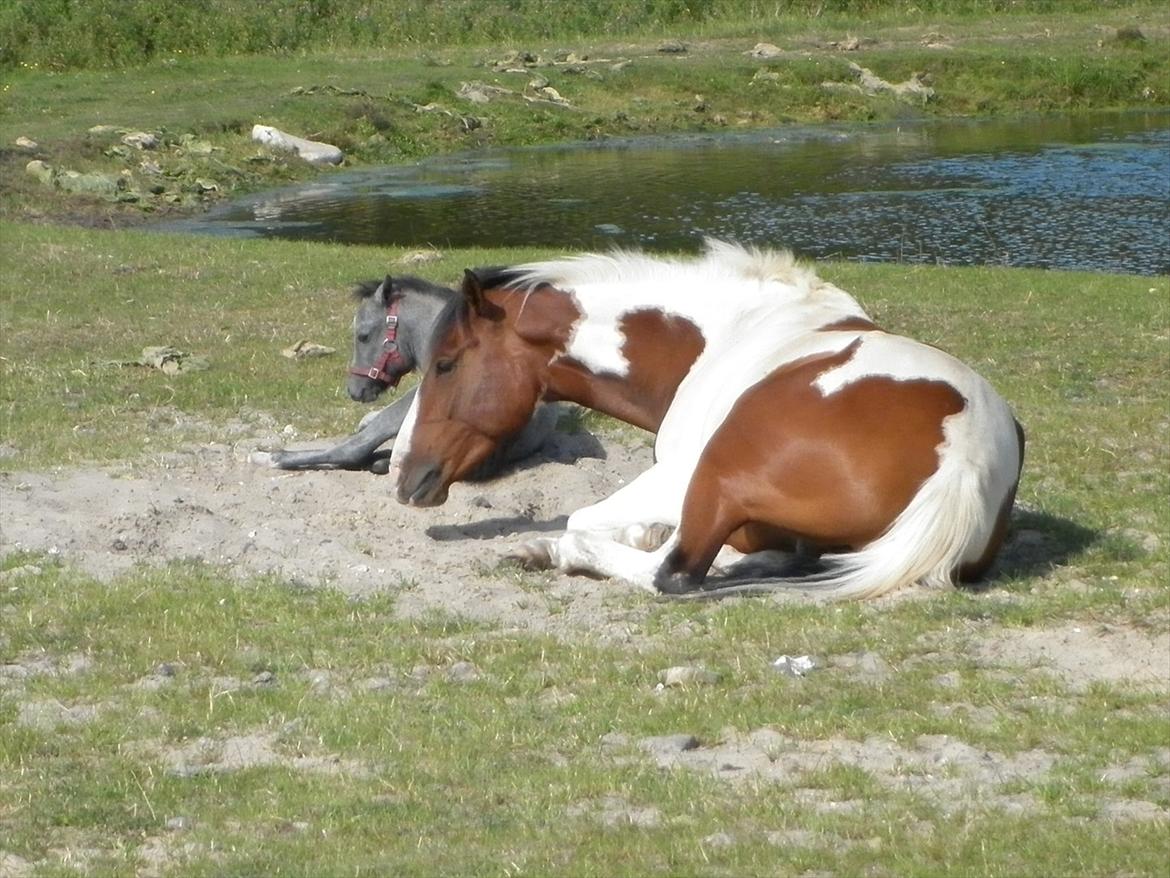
469 265 536 291
350 274 456 302
510 238 828 298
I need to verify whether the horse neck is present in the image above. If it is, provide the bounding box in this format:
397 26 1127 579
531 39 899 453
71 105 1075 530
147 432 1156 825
542 305 707 434
408 287 461 367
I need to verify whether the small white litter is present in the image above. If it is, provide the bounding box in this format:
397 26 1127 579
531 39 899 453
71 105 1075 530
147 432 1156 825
772 655 817 677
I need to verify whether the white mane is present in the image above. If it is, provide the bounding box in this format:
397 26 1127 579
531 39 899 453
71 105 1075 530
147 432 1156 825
510 238 868 380
515 238 827 300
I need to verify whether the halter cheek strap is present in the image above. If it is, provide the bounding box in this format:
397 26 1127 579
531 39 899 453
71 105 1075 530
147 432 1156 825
349 300 409 387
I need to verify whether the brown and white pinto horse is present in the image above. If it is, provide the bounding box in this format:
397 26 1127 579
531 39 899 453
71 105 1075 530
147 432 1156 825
390 240 1024 599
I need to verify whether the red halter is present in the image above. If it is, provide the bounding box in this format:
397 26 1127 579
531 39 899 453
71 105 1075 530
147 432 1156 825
349 299 408 387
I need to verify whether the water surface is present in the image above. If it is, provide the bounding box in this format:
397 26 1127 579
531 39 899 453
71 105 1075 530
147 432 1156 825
161 111 1170 275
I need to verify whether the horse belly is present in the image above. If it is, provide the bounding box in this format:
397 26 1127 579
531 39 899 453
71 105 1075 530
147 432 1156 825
684 342 968 552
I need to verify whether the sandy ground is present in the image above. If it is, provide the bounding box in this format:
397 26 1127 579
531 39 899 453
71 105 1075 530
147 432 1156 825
2 421 1169 873
2 421 1167 689
0 425 664 638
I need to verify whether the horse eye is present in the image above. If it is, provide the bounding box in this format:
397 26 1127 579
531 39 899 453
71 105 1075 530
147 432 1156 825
357 332 372 344
435 358 456 375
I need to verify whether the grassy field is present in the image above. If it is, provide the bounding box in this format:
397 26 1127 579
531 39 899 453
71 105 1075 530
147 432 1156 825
2 2 1167 225
1 222 1168 876
1 2 1168 875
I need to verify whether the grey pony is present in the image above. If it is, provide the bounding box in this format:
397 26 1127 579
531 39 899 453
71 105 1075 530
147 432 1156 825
258 275 557 475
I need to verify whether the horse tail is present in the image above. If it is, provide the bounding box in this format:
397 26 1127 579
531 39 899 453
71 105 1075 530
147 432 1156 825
799 455 995 600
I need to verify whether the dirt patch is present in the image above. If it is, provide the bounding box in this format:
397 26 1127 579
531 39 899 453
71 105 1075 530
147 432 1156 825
970 622 1170 693
0 430 657 638
618 728 1170 822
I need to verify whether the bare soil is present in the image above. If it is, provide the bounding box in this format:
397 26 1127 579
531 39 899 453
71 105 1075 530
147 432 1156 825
3 422 1167 687
0 425 661 639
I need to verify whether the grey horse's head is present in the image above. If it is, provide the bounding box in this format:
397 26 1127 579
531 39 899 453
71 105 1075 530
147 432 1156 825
346 274 458 403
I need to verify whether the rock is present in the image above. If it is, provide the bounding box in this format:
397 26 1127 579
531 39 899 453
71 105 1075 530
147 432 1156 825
57 169 123 196
751 69 782 84
659 665 720 687
281 340 336 359
251 124 343 165
18 699 98 730
831 650 892 680
657 39 687 54
14 135 38 150
0 564 43 581
772 654 818 677
703 831 735 848
933 671 962 689
746 42 784 59
87 124 121 135
122 131 159 150
599 731 631 749
24 159 54 185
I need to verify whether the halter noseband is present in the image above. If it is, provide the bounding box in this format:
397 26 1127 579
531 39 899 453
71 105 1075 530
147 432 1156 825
349 299 409 387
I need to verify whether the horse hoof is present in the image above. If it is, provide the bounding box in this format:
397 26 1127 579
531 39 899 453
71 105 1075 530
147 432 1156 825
250 450 277 468
653 569 699 595
369 458 391 475
505 539 555 570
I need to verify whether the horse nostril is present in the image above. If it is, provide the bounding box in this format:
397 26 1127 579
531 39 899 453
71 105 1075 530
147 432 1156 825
397 460 444 506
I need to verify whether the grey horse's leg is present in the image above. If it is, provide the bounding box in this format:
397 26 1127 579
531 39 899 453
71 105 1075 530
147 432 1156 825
265 390 417 471
261 397 560 476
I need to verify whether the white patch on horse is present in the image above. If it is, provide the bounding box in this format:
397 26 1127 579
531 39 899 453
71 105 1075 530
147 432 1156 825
386 389 422 481
517 239 868 397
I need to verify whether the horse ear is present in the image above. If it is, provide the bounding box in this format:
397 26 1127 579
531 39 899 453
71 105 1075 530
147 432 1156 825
461 269 504 321
379 274 396 303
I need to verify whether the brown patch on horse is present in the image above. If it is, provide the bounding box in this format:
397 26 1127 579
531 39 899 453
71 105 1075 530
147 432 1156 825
667 341 966 579
958 417 1026 582
819 316 879 332
549 309 706 432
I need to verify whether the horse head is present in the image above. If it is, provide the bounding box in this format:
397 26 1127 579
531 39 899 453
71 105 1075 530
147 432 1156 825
346 274 455 403
394 269 554 507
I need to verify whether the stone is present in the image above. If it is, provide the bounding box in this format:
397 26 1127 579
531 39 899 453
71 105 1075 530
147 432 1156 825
122 131 159 150
24 159 54 185
746 43 784 59
251 124 343 165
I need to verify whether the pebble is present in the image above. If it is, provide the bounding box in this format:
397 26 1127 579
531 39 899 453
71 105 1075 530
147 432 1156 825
771 654 818 677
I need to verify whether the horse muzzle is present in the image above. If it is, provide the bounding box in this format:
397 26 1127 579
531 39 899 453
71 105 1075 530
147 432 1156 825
346 375 387 403
395 457 449 507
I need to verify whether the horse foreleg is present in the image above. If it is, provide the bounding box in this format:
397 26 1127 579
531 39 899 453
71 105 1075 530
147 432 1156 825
565 463 687 542
507 462 687 578
265 390 416 472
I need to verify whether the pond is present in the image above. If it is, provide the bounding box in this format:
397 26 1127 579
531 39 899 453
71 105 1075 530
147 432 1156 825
162 111 1170 275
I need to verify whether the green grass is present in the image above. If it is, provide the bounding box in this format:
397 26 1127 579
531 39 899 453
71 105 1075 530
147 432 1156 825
2 4 1169 871
2 0 1158 71
2 3 1166 225
1 224 1168 876
2 561 1167 876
